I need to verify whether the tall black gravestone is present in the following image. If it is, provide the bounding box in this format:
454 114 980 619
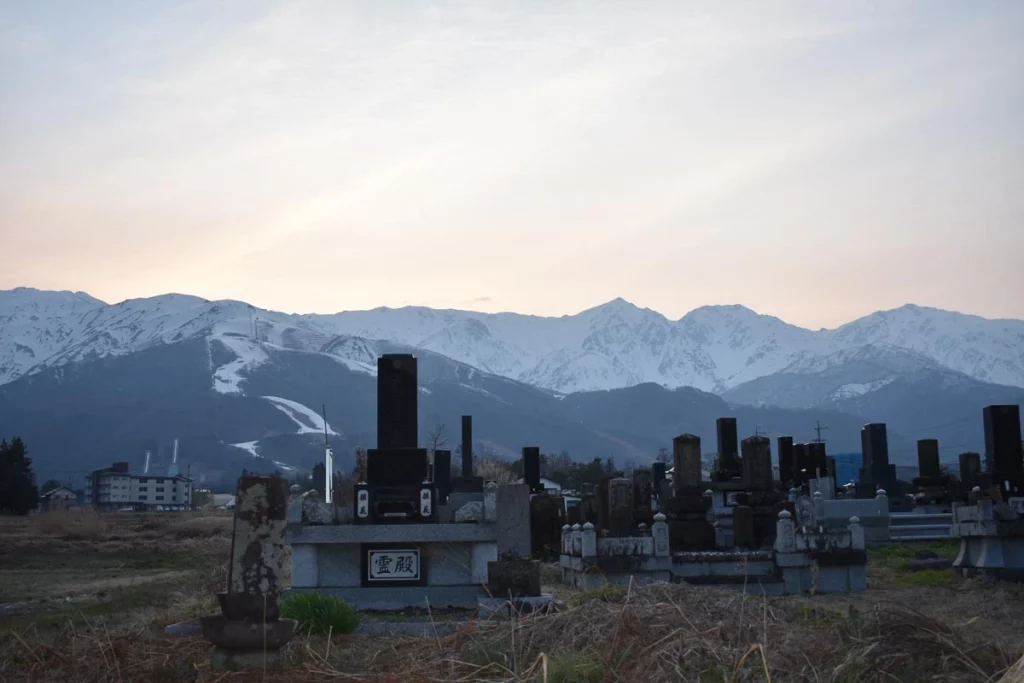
984 404 1023 497
357 354 435 524
777 436 795 486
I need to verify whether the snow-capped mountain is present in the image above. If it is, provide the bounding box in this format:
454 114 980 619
2 288 1023 396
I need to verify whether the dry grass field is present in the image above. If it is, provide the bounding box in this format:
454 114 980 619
2 511 1024 682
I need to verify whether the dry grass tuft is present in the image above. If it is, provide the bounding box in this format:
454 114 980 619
33 508 108 540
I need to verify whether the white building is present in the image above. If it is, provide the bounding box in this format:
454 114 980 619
85 461 192 510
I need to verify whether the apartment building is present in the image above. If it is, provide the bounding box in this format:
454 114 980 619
85 461 192 510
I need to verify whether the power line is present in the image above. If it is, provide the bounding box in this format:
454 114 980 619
814 420 828 444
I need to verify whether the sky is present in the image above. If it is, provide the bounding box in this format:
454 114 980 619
1 1 1022 329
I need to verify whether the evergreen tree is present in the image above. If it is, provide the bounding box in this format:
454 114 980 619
311 462 326 497
0 438 40 515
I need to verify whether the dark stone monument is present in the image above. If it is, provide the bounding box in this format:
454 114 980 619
377 354 417 449
652 461 667 499
715 417 741 480
793 443 810 485
741 436 773 491
733 505 755 549
461 415 473 478
984 404 1024 497
918 439 941 479
632 467 654 524
529 493 565 561
807 442 829 479
451 415 483 493
912 439 957 506
360 355 435 523
523 446 542 493
672 434 702 491
959 452 982 493
777 436 795 486
857 423 898 498
580 483 598 524
607 477 634 536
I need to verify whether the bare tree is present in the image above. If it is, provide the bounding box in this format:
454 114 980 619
655 447 671 464
427 423 448 456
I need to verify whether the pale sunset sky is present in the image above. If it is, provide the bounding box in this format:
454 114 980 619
1 1 1021 329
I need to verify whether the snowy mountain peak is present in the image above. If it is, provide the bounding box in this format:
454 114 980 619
1 287 1023 396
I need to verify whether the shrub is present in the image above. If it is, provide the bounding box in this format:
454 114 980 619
280 593 360 635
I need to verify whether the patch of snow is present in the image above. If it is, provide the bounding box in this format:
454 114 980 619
831 378 895 401
212 336 269 395
262 396 338 436
230 441 260 457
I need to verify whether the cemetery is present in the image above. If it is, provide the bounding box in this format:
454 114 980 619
3 353 1024 680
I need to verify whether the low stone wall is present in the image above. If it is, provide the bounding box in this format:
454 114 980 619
559 512 868 595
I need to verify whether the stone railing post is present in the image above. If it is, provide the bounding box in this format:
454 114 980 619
849 516 865 550
571 523 583 557
287 484 303 524
561 524 572 555
774 510 796 553
788 487 800 503
812 490 825 523
581 522 598 559
652 512 670 557
484 482 498 522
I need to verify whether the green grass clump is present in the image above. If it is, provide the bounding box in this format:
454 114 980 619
281 593 360 635
565 583 626 608
547 650 606 683
893 568 956 587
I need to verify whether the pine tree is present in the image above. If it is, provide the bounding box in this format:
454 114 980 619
0 438 40 515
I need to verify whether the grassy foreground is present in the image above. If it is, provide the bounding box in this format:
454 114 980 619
2 511 1024 682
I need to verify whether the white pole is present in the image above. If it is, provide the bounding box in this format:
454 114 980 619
325 447 334 505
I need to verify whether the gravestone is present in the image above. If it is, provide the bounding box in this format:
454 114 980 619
715 417 741 480
984 405 1023 497
960 452 982 495
632 468 654 524
580 483 598 524
204 475 296 670
858 423 898 498
451 415 484 493
673 434 702 490
489 483 540 597
777 436 795 486
794 443 811 485
529 494 565 561
918 439 941 478
523 446 542 493
733 505 755 549
741 436 773 491
607 477 634 536
652 462 667 501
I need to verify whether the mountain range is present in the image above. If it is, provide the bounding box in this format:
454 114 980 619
2 287 1022 488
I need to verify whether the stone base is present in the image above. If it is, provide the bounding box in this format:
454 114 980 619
487 559 541 597
211 648 284 671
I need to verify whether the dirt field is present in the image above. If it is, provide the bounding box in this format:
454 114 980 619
2 511 1024 682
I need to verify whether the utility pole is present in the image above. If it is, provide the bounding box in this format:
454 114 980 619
814 420 828 444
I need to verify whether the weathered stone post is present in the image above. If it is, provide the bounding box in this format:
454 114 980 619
202 475 297 671
561 524 572 556
849 516 865 550
581 522 598 559
487 483 541 598
652 513 670 558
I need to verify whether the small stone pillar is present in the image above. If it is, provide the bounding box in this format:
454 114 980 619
788 487 799 503
483 481 498 522
561 524 572 555
581 522 598 559
571 523 583 556
812 491 825 522
652 513 670 557
876 487 888 513
849 516 865 550
774 510 796 553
